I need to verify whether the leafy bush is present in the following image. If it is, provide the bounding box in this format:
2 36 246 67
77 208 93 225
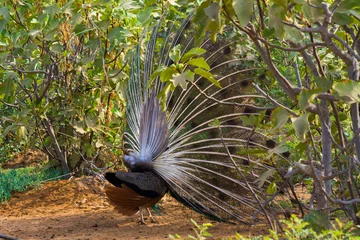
170 216 359 240
0 137 24 164
169 219 213 240
0 166 61 202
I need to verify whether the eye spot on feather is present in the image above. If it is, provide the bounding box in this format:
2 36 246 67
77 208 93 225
226 119 238 126
223 46 231 55
265 139 276 149
243 107 256 114
282 151 291 158
228 146 237 155
258 74 266 81
240 80 249 88
185 20 191 30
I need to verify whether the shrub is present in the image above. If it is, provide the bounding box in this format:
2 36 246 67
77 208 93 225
0 166 62 202
170 216 360 240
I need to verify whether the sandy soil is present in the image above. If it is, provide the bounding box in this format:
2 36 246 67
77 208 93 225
1 149 47 169
0 177 269 240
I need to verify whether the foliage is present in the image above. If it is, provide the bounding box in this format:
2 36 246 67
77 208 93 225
170 216 359 240
1 0 360 232
0 0 159 173
0 137 24 164
169 219 213 240
0 166 62 202
189 0 360 228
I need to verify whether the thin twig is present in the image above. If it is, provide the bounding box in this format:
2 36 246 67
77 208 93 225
218 127 275 230
252 83 299 117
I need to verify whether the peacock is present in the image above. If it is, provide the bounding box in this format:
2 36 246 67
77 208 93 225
104 14 290 225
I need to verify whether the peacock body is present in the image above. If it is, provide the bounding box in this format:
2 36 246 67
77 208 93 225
104 14 289 224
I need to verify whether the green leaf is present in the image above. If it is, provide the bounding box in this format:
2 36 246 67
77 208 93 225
202 231 212 237
292 114 309 141
256 110 266 126
93 58 103 74
255 169 276 188
149 66 167 87
240 114 256 127
207 19 222 42
74 125 86 134
137 7 154 24
349 9 360 20
240 111 265 127
50 43 63 54
71 12 82 26
266 182 277 195
204 2 221 23
304 209 328 232
97 20 110 30
85 112 97 128
181 48 206 62
209 118 221 127
302 0 324 23
74 24 89 35
332 0 359 13
0 77 15 103
333 12 354 25
314 77 333 92
298 88 322 110
44 4 60 19
269 4 285 39
0 7 10 22
333 80 360 103
0 19 6 32
271 107 289 130
284 25 304 43
80 55 94 65
194 68 221 88
233 0 254 27
187 58 210 70
169 45 182 64
273 0 287 11
171 70 194 90
69 152 80 168
29 29 42 38
44 136 52 147
95 141 104 148
193 1 211 46
160 67 177 83
168 0 180 6
158 82 173 110
190 219 199 228
3 124 19 137
263 28 275 38
61 0 75 11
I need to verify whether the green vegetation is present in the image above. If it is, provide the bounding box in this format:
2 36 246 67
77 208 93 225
0 166 62 202
170 217 360 240
0 137 24 164
0 0 360 237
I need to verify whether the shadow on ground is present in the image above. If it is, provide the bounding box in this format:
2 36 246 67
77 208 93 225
0 177 268 240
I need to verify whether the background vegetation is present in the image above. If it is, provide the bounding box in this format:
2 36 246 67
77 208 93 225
0 0 360 236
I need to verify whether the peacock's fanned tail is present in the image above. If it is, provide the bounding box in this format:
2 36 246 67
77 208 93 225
123 15 290 224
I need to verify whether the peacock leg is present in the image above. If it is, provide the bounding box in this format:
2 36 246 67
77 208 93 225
139 206 146 224
147 208 156 223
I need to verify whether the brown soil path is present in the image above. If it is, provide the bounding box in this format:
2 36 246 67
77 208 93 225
0 177 268 240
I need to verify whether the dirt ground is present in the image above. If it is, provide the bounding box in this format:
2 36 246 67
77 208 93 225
0 177 269 240
1 149 48 169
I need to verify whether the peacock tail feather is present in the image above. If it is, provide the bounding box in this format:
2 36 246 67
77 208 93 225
121 14 291 224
